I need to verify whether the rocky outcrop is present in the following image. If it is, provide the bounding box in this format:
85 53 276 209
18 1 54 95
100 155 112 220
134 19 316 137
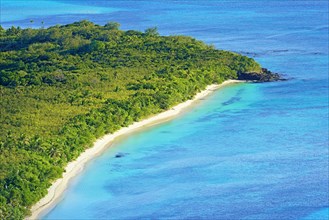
237 68 286 82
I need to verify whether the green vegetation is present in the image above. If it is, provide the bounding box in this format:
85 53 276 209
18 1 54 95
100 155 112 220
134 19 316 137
0 20 262 219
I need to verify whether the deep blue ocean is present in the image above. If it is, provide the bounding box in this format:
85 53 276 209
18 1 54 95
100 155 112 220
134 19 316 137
2 0 328 219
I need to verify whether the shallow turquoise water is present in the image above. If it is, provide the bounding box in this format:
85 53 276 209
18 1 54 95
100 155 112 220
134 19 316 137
45 81 328 219
2 0 328 219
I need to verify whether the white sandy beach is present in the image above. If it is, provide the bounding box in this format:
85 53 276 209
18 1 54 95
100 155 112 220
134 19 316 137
27 80 244 220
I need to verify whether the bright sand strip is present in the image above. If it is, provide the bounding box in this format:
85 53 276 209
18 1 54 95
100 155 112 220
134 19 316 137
28 80 244 219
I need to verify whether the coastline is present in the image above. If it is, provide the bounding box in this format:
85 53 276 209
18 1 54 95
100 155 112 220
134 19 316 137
27 79 244 220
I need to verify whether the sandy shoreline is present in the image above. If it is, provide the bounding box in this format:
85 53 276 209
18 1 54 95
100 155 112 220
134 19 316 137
27 79 244 219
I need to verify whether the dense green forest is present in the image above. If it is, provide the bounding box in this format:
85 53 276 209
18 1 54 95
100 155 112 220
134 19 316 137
0 20 263 219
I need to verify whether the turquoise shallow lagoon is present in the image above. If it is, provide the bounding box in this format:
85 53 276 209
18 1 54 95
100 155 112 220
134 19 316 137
44 81 328 219
2 0 328 219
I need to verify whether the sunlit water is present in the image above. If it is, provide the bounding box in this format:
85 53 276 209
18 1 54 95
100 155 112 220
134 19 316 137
2 0 328 219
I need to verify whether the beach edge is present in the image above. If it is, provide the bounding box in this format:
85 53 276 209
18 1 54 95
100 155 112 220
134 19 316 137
27 79 244 220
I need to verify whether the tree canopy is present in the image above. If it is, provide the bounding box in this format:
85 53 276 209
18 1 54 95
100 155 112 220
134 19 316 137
0 20 262 219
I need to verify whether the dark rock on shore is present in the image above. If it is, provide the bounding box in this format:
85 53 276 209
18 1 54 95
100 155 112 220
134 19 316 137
237 68 286 82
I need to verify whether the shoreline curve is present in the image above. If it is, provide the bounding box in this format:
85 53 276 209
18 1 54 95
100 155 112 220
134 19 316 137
27 79 244 220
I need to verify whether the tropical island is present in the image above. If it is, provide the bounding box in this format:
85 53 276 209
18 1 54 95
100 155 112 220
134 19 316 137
0 20 281 219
